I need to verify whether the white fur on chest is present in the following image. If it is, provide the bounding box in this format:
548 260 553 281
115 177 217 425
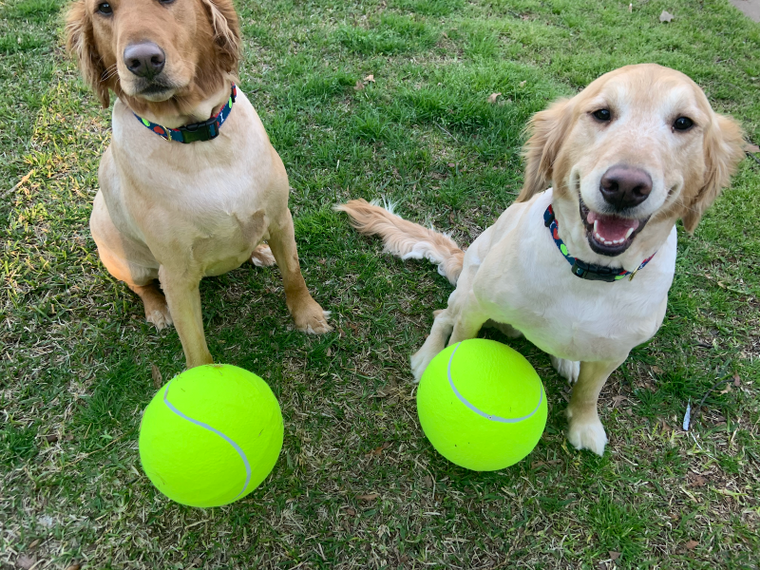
470 190 677 362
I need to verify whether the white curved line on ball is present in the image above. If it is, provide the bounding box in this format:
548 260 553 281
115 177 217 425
164 379 252 499
447 342 543 423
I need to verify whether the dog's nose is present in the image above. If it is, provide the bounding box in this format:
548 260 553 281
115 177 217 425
124 42 165 79
600 165 652 209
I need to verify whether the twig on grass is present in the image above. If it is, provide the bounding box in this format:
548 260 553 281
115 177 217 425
2 169 35 199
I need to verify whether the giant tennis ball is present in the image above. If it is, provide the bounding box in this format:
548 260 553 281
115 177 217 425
417 338 547 471
138 364 283 508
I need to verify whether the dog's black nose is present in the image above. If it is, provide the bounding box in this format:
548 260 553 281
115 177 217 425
600 165 652 209
124 42 165 79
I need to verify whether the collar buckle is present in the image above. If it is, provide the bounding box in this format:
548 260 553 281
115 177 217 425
570 257 624 283
176 115 220 143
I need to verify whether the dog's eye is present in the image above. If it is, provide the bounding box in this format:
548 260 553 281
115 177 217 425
158 0 175 4
673 116 694 131
96 2 112 14
592 109 611 122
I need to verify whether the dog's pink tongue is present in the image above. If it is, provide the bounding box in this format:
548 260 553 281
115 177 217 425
586 211 640 242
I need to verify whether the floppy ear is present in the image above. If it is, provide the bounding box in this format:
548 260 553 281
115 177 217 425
517 98 574 203
65 0 110 108
200 0 242 74
682 113 745 233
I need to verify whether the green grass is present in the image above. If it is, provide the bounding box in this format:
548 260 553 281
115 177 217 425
1 0 759 568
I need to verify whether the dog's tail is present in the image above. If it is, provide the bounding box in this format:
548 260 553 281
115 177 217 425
336 199 465 285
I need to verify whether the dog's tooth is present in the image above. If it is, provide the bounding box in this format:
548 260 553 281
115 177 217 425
625 227 634 239
594 220 599 233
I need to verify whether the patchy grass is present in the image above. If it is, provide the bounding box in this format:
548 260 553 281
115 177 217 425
1 0 759 569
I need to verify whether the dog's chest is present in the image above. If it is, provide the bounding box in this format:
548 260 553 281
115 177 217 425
491 279 670 362
471 201 676 362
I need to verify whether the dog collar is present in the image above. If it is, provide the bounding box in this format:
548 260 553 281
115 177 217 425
133 84 237 143
544 205 655 282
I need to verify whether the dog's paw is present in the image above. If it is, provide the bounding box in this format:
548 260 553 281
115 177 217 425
410 350 431 383
146 306 173 330
250 244 276 267
551 355 580 384
295 309 333 334
566 411 608 456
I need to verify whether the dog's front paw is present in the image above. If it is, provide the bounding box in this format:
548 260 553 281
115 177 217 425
410 349 431 382
294 307 333 334
566 410 608 456
551 356 580 384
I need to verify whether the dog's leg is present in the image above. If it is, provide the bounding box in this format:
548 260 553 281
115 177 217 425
90 191 172 329
267 210 332 334
411 309 454 381
411 293 487 381
158 266 213 368
566 358 625 456
448 301 488 346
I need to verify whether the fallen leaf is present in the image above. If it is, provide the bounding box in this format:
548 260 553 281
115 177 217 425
16 554 37 570
487 92 501 104
685 539 699 550
65 565 82 570
151 364 162 389
344 507 356 516
363 74 375 83
719 384 732 395
745 143 759 153
733 374 741 387
354 80 365 91
358 493 379 501
689 475 707 488
659 10 674 23
365 442 392 457
423 475 433 488
28 539 41 550
651 365 663 375
45 434 58 443
519 80 526 87
609 551 621 561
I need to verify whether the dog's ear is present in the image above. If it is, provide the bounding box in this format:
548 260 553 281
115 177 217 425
681 113 744 233
66 0 110 108
517 98 574 203
200 0 242 74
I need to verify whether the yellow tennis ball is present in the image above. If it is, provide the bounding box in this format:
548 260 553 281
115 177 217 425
417 338 547 471
138 364 283 508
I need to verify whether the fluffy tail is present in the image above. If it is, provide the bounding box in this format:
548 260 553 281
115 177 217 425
336 199 465 285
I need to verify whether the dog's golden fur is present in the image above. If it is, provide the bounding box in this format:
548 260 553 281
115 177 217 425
66 0 331 368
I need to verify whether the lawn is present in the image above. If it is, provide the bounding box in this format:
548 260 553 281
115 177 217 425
1 0 759 568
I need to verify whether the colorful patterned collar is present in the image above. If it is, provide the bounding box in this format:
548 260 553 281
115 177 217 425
134 84 237 143
543 205 656 282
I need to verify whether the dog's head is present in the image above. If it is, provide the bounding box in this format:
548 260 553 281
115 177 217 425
65 0 240 116
519 64 744 261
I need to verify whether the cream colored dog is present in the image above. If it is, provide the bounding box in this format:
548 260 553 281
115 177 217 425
339 64 744 455
66 0 331 369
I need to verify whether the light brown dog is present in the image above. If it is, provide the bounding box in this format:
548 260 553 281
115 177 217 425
340 65 744 454
66 0 331 368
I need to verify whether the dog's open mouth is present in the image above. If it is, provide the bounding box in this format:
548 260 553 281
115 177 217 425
580 200 649 256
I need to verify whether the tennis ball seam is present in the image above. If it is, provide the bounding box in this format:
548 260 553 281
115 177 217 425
163 379 252 499
447 342 544 423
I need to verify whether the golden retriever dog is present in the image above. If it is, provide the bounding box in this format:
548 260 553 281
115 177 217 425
338 64 744 455
65 0 331 368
